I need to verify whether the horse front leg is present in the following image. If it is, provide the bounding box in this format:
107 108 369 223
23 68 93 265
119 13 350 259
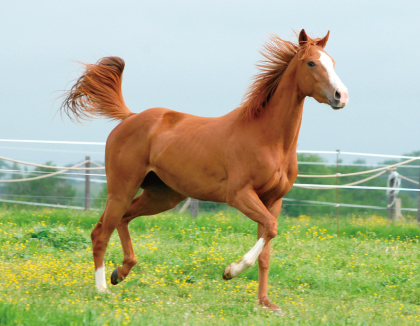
257 198 283 313
223 187 278 280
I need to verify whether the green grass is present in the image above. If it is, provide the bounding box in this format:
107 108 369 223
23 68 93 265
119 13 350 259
0 207 419 325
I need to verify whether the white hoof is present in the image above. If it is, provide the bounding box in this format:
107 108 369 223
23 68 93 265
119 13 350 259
271 309 283 316
97 286 109 293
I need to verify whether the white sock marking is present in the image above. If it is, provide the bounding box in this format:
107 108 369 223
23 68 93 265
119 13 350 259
95 265 107 292
229 238 266 278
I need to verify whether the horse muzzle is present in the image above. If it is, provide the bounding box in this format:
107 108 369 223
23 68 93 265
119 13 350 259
329 87 348 110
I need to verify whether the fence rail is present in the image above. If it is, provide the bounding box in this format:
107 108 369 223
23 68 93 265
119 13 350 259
1 140 419 222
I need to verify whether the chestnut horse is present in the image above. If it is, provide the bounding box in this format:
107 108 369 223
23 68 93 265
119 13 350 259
61 29 348 312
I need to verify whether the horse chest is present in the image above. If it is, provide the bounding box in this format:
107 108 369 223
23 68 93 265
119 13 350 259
253 155 298 200
255 168 289 197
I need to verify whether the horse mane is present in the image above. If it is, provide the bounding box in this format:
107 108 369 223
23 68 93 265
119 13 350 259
240 33 320 119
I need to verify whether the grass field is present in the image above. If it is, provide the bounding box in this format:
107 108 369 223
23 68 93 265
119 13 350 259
0 206 419 325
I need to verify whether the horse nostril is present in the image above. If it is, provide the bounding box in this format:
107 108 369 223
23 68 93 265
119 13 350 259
334 90 341 101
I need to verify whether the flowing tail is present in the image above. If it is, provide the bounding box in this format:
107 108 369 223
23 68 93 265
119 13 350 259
60 57 134 122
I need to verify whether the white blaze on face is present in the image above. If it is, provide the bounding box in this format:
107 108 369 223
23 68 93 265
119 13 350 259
95 265 107 292
318 51 347 91
229 238 266 278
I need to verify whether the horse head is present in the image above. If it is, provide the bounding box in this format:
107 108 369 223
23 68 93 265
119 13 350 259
296 29 348 109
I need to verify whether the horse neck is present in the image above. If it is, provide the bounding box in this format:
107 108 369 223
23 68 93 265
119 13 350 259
257 60 305 153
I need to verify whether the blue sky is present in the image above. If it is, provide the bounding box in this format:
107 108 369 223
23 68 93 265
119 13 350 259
1 0 419 165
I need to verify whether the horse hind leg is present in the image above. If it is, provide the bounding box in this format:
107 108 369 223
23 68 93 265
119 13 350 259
111 186 186 285
91 193 135 292
110 222 136 285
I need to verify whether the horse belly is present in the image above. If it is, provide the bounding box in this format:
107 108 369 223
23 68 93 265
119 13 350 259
153 162 227 202
150 141 228 202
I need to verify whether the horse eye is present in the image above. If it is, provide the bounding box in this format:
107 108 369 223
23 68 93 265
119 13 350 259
308 61 315 67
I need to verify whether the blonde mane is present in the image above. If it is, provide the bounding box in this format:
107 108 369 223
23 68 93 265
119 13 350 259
240 33 321 119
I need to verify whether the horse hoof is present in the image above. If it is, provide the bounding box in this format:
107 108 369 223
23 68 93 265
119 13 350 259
98 289 114 296
222 264 232 280
97 287 110 294
110 267 121 285
271 309 283 316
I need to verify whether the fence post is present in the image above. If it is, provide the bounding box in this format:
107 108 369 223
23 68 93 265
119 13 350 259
336 149 340 237
85 156 90 211
388 171 395 222
395 198 403 221
190 198 199 217
417 167 420 225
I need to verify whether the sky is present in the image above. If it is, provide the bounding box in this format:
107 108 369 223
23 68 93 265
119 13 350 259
1 0 419 166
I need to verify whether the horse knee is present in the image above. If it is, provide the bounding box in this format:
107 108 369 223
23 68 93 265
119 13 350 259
265 220 278 239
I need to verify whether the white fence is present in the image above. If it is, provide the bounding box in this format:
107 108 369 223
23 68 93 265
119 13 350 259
0 139 419 220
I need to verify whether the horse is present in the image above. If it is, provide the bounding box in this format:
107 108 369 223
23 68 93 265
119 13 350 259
60 29 348 313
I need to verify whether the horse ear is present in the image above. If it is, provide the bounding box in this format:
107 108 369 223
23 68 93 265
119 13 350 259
317 31 330 49
298 29 308 46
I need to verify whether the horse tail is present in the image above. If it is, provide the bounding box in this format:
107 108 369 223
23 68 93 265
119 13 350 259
60 57 134 122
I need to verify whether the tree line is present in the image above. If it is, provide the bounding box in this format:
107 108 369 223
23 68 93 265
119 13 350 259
284 151 419 217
